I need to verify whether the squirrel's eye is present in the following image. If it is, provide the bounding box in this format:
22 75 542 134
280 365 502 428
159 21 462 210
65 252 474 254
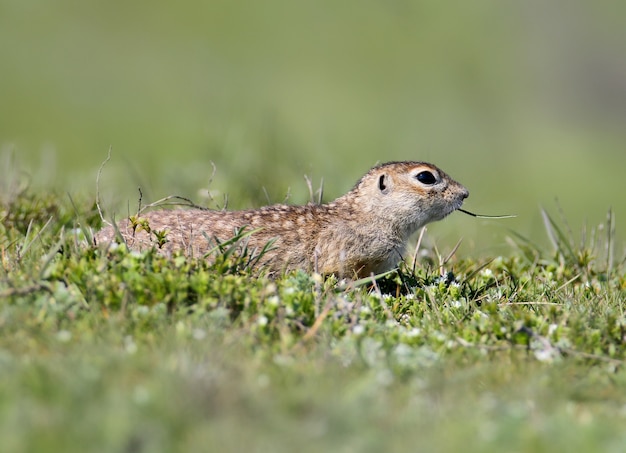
416 171 437 185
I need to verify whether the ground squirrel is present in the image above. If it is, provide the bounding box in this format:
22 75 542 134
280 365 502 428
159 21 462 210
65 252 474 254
95 161 469 278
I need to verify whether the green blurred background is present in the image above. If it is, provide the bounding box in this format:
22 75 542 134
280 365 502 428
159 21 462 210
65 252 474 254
1 0 625 254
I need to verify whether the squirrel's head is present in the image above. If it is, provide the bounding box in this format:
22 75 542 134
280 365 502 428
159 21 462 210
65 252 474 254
347 161 469 235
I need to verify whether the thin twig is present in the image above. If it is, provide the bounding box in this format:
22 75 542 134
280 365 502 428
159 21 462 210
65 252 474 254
0 282 52 298
555 274 581 292
317 177 324 205
560 347 624 365
281 186 292 204
301 301 333 342
411 226 427 275
137 187 143 215
304 174 314 203
202 161 227 210
139 195 208 213
18 216 54 260
371 275 395 320
442 237 463 266
606 208 614 274
499 301 562 306
458 209 516 219
96 147 112 226
262 187 271 205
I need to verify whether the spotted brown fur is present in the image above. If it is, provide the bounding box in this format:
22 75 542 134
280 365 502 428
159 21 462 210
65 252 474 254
95 161 469 278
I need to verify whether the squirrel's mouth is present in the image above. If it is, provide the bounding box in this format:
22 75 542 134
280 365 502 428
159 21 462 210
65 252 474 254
439 197 467 220
451 198 467 214
437 201 465 220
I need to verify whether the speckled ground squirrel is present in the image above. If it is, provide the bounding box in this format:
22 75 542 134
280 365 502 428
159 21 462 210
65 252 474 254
95 161 469 277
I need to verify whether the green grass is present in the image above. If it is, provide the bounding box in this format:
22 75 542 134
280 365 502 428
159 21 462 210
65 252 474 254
1 178 625 453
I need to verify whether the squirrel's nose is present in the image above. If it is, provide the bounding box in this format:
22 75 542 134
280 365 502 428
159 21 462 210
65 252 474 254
461 188 469 199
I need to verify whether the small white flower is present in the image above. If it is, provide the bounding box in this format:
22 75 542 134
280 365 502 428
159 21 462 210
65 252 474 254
267 295 280 306
192 329 206 340
107 242 121 251
534 349 555 363
56 330 72 343
257 315 269 326
264 283 277 295
406 327 421 338
124 336 137 355
353 325 365 335
480 268 493 278
548 324 558 336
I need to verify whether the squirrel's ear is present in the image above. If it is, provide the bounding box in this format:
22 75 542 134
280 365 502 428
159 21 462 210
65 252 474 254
378 174 390 194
